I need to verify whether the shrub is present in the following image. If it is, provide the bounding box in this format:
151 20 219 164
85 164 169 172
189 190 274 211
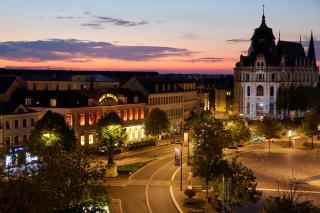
126 139 156 150
184 189 196 198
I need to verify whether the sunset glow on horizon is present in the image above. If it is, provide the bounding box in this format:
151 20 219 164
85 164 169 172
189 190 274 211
0 0 319 74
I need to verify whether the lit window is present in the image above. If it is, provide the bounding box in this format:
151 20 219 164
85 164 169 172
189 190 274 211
129 128 133 140
96 112 101 121
256 85 264 96
88 113 94 125
135 127 139 139
65 114 73 127
134 109 139 120
79 113 85 126
89 134 94 145
80 135 85 146
123 110 127 121
25 98 32 106
50 99 57 107
256 103 264 116
129 109 133 120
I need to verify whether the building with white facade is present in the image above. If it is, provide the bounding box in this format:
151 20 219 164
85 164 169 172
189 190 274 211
234 12 319 119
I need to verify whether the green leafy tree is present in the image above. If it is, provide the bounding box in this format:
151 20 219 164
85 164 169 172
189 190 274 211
260 178 320 213
211 159 261 212
256 115 283 150
301 110 320 149
97 111 126 164
193 119 231 200
225 115 251 147
0 113 108 212
184 111 199 130
144 108 170 138
27 110 76 152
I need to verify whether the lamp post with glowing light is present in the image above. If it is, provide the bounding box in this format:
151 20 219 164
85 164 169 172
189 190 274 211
288 130 292 148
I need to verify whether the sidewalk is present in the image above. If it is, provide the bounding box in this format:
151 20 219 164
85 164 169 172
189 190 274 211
170 144 268 213
171 163 216 213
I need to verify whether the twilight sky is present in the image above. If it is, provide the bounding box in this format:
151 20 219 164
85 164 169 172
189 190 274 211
0 0 319 74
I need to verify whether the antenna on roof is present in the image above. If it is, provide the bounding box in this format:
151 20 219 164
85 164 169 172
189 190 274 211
279 31 281 41
263 4 265 17
300 35 302 44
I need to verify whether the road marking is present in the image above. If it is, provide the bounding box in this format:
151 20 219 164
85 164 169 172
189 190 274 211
145 156 174 213
257 188 320 194
129 153 173 180
169 185 183 213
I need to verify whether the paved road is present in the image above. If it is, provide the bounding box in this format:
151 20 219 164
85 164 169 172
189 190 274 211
109 145 180 213
232 145 320 212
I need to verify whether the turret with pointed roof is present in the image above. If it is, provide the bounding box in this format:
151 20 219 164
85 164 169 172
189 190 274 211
307 32 317 67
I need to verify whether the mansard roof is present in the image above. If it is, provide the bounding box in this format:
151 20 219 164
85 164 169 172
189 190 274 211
276 41 306 66
236 14 317 69
0 76 16 94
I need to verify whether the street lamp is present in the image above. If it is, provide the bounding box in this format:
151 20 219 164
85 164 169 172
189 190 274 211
288 130 292 148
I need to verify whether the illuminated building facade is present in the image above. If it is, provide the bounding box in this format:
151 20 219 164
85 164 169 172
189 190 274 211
234 13 318 119
11 89 146 146
123 76 202 133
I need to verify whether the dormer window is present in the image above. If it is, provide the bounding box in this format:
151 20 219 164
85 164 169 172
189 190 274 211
134 96 139 103
155 84 159 92
88 99 93 106
167 84 171 91
162 84 166 91
50 99 57 107
25 98 32 106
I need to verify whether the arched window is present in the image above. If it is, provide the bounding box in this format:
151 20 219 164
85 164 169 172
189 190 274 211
246 74 249 81
247 86 250 96
256 85 264 96
270 86 274 97
271 73 276 81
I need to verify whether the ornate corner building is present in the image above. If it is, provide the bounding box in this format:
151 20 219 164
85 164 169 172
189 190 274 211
234 12 319 120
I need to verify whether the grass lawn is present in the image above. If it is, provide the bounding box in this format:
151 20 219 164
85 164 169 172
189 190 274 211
117 160 152 175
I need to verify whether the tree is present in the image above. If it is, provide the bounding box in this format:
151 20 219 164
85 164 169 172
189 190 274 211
260 178 320 213
0 113 108 212
211 159 261 212
144 108 170 138
184 110 199 130
301 110 320 149
225 115 251 147
97 111 126 164
27 110 76 152
256 115 283 151
192 119 231 200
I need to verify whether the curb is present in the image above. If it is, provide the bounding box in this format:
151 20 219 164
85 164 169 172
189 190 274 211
169 165 184 213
